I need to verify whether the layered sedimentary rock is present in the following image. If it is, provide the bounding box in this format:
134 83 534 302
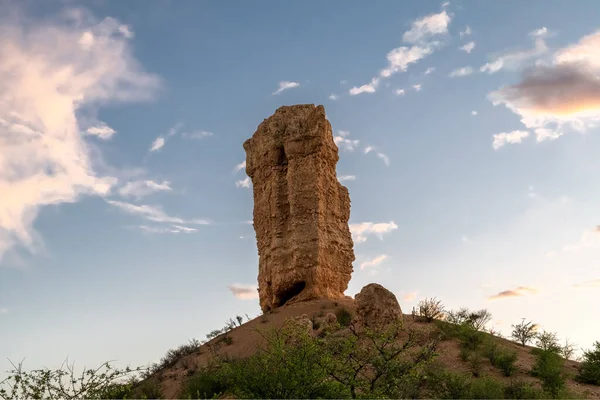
243 104 355 313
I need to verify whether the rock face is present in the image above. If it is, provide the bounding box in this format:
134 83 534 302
244 104 355 313
355 283 403 328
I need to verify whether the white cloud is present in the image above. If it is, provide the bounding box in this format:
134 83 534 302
480 37 547 74
535 128 563 142
563 228 600 253
337 175 356 182
380 46 436 79
351 10 451 95
402 11 451 44
350 221 398 244
489 31 600 141
424 67 436 75
85 123 116 140
376 152 390 166
349 78 379 95
360 254 388 270
228 283 259 300
492 130 530 150
395 89 406 96
167 123 183 137
460 41 475 54
364 146 375 154
530 27 548 37
118 180 171 198
334 131 360 151
460 26 472 37
0 8 160 262
138 224 197 234
236 176 251 188
449 66 474 77
182 130 213 139
272 81 300 95
234 160 246 173
107 200 210 225
329 94 339 100
471 110 478 116
413 84 422 91
149 136 165 152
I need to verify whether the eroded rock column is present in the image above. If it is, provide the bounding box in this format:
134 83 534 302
243 104 355 313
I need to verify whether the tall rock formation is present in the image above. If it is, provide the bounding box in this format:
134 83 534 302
243 104 355 312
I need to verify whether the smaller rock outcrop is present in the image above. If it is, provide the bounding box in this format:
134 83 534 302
355 283 403 328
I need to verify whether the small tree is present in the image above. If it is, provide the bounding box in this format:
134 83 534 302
536 331 561 353
576 341 600 385
467 309 492 332
511 319 538 346
0 358 147 400
531 349 567 398
560 339 577 361
417 297 445 322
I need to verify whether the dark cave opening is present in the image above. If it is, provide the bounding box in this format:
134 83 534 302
277 281 306 307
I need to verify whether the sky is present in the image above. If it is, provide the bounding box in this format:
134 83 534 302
1 0 600 379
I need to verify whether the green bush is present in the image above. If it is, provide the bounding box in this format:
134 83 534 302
503 380 544 399
531 348 567 398
458 324 487 351
468 353 483 377
335 308 352 327
470 377 505 399
496 350 518 377
577 341 600 385
180 367 226 399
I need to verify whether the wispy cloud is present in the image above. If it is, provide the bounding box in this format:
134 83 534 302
413 84 422 92
480 35 547 74
402 10 451 44
492 130 530 150
350 10 451 95
350 221 398 244
228 283 259 300
449 66 474 77
360 254 388 270
85 123 117 140
118 180 171 198
234 160 246 173
149 136 165 152
489 31 600 141
334 130 360 151
530 27 549 38
349 78 379 95
138 224 197 234
376 152 390 166
272 81 300 95
562 228 600 253
337 175 356 182
573 278 600 288
459 26 472 37
424 67 436 75
107 200 210 225
182 130 214 139
471 110 478 116
364 146 375 154
488 286 538 300
395 89 406 96
460 41 475 54
329 94 339 101
0 8 160 262
236 177 251 188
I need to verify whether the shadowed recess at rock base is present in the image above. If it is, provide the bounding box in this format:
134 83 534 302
243 104 355 313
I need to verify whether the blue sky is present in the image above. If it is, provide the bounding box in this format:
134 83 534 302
2 0 600 378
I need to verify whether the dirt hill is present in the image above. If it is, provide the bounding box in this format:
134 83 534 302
135 298 600 399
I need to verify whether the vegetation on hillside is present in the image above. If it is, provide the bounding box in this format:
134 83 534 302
2 300 599 399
